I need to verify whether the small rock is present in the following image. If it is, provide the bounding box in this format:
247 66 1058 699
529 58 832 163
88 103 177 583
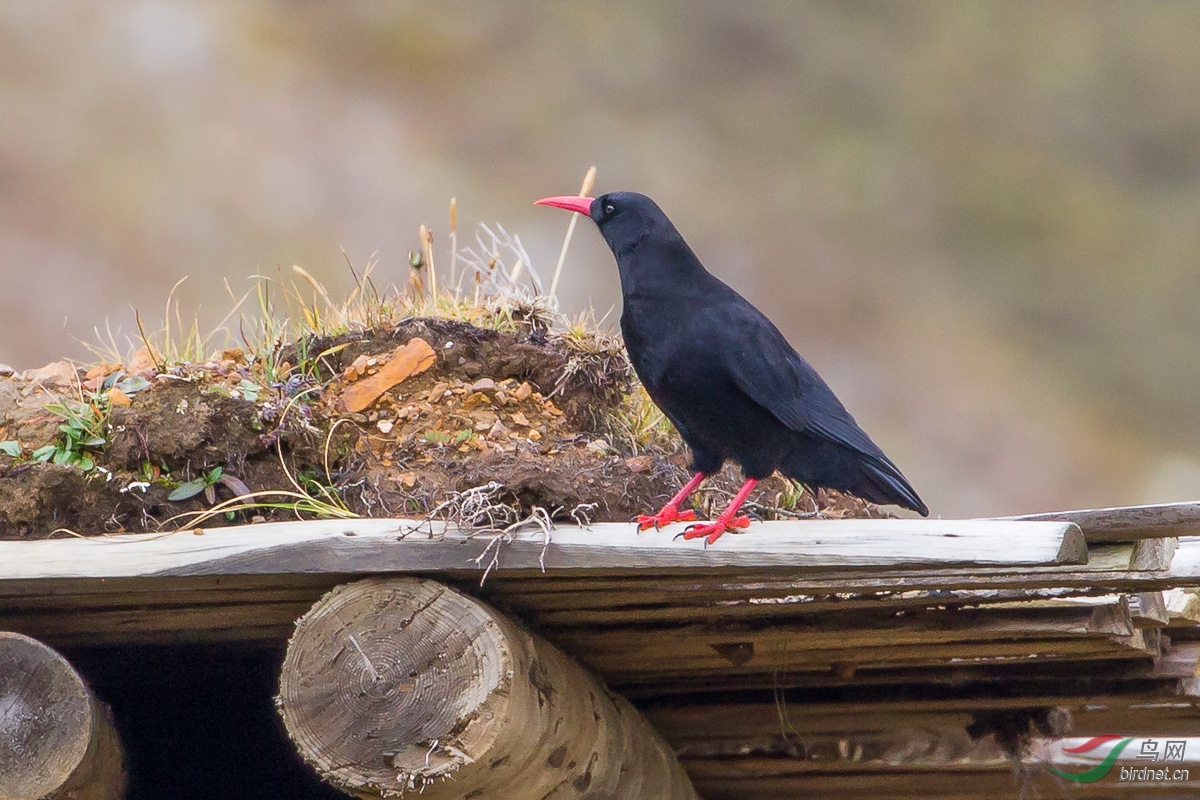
509 411 531 427
85 363 116 381
344 354 371 380
513 382 533 400
462 391 490 408
471 410 499 431
586 439 609 454
23 360 78 385
376 419 394 434
468 377 495 392
0 364 14 377
624 455 654 473
487 420 510 440
126 346 157 373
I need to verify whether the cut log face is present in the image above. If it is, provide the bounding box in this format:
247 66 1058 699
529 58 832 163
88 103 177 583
0 632 126 800
276 577 698 799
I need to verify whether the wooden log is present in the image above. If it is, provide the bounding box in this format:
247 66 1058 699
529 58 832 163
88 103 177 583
1002 500 1200 542
275 577 697 800
0 632 125 800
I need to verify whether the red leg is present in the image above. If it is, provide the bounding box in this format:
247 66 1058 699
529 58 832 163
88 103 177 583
637 472 706 530
681 478 759 544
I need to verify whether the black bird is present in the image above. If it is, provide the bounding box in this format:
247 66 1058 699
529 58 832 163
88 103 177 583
536 191 928 543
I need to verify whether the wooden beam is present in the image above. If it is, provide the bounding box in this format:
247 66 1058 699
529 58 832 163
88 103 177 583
0 518 1086 581
1165 588 1200 627
486 538 1184 604
275 577 697 800
550 614 1156 688
0 632 126 800
1002 500 1200 542
621 650 1198 695
495 587 1130 627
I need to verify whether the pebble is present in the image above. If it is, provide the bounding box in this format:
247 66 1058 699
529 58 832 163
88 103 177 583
468 377 495 392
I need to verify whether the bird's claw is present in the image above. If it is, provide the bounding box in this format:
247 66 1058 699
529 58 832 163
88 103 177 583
637 506 697 531
679 515 752 545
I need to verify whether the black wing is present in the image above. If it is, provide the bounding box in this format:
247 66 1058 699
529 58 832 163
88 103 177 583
716 301 927 514
712 300 891 464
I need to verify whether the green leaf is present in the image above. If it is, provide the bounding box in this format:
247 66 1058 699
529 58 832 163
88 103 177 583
168 478 208 502
453 429 473 444
78 455 95 472
0 441 21 457
115 375 150 394
238 379 261 401
207 466 224 483
423 430 451 444
80 436 105 448
52 449 71 465
31 445 57 462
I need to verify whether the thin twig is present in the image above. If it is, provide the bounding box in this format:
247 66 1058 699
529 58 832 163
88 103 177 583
548 165 596 303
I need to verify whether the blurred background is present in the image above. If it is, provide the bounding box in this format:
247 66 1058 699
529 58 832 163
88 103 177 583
1 1 1199 517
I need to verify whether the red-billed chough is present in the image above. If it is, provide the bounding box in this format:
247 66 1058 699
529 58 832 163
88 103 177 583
537 191 928 543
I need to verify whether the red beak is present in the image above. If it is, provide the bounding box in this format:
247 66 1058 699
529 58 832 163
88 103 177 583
535 195 595 215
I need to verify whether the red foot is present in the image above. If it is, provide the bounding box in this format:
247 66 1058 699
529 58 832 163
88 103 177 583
680 514 752 545
637 505 697 531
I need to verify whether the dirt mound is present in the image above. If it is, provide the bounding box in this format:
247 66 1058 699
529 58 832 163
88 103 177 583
0 317 883 539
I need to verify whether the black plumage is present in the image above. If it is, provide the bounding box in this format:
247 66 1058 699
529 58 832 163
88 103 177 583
537 191 927 542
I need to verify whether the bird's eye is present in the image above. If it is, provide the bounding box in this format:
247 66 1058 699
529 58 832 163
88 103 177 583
604 203 615 215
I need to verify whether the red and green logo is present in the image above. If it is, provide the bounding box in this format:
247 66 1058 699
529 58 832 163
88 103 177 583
1046 735 1135 783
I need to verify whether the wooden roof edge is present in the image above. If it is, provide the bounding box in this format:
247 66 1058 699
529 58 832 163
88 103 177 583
0 517 1085 583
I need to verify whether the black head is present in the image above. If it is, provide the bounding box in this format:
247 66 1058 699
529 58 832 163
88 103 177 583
536 191 681 257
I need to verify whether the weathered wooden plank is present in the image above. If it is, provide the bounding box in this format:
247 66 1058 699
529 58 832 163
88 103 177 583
554 629 1154 685
551 603 1136 670
498 587 1123 627
1002 500 1200 542
5 536 1189 617
1129 591 1171 627
1063 701 1200 735
0 601 311 646
647 698 1100 743
1165 587 1200 627
0 518 1086 582
625 647 1197 695
487 538 1187 608
672 724 1007 762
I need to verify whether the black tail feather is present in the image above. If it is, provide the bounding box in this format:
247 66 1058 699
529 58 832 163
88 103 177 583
861 458 928 516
